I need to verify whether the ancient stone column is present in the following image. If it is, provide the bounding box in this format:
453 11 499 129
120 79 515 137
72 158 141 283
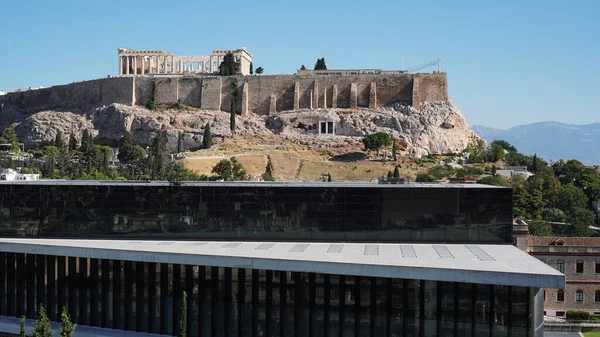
171 56 175 73
126 56 130 75
269 94 277 115
119 56 123 75
369 82 377 109
350 83 358 108
332 84 338 108
241 81 249 116
179 60 183 74
141 57 145 75
293 82 300 110
313 80 319 109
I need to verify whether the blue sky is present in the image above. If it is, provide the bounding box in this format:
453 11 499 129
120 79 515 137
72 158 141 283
1 0 599 128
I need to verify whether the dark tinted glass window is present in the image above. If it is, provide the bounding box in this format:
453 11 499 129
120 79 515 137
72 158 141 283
0 183 512 243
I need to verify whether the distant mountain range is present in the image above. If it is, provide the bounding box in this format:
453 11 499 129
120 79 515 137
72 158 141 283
471 122 600 165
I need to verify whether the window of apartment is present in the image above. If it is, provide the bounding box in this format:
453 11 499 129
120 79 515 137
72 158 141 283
557 260 564 273
576 290 584 302
557 289 564 302
577 260 584 273
596 290 600 302
596 261 600 273
544 290 546 301
556 311 565 317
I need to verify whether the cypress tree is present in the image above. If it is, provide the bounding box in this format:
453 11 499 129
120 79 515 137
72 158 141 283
393 166 400 178
68 132 78 151
262 157 275 181
54 132 65 149
392 141 397 161
327 172 332 182
177 132 183 154
32 305 52 337
178 291 187 337
59 307 76 337
203 123 213 149
20 316 26 337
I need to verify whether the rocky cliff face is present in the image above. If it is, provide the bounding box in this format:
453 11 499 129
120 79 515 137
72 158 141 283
1 101 484 155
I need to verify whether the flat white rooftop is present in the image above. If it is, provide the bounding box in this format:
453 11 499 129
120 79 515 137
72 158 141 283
0 239 563 289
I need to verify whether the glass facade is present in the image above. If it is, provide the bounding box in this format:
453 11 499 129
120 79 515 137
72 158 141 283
0 183 512 243
0 252 533 337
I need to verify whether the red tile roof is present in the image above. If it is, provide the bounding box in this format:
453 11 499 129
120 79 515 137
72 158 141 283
527 236 600 247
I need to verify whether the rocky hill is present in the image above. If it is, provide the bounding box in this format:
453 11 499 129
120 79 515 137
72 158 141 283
1 100 484 158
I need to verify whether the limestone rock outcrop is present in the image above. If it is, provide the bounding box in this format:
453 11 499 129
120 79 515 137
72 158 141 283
267 101 486 156
4 101 484 155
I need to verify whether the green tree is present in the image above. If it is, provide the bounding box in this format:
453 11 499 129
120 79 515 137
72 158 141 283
68 132 78 151
54 132 65 149
490 139 517 153
203 123 213 149
314 58 327 70
255 67 264 75
477 175 509 186
262 157 275 181
20 316 26 337
551 184 589 212
553 159 587 185
455 167 484 178
527 220 554 236
230 80 238 134
300 65 307 70
218 52 241 76
327 172 332 182
2 126 20 152
32 305 52 337
415 173 435 182
392 141 397 161
212 157 247 181
249 62 253 75
59 307 76 337
362 132 392 155
177 132 183 153
149 130 167 180
179 291 187 337
575 173 600 203
393 166 400 178
513 185 533 219
117 131 147 164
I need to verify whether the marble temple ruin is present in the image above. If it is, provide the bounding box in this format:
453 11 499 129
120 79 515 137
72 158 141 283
117 47 253 76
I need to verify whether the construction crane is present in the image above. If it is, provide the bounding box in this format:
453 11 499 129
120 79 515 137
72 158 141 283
404 58 443 73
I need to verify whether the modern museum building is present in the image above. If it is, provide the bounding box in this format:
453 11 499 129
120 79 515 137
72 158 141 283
0 181 563 337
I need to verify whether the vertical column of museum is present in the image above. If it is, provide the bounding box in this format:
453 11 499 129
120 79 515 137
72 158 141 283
89 259 99 327
79 257 89 326
124 261 133 331
173 264 182 337
26 254 35 318
16 253 25 317
68 257 77 323
56 256 66 320
0 252 5 315
46 256 56 320
35 254 46 319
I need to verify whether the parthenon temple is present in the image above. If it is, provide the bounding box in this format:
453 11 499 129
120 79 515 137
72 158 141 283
117 47 253 76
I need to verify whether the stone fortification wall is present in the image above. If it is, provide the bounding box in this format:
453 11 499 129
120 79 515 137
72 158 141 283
1 73 447 115
0 77 133 113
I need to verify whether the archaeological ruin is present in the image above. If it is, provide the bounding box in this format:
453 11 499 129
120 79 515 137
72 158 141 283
117 47 253 76
0 48 449 117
